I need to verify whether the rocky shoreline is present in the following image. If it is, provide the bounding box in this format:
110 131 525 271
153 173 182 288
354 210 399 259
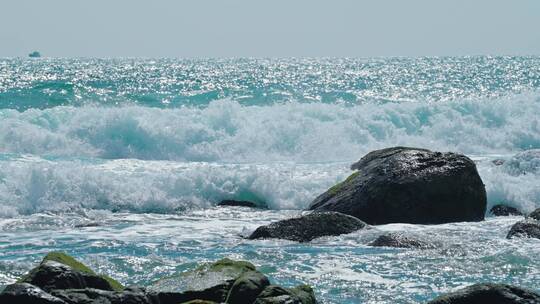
2 147 539 303
0 252 316 304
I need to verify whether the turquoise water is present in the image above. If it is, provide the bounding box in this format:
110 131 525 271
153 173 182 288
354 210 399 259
0 57 539 303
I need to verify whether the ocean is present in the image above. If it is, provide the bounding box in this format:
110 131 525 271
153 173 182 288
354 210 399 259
0 57 539 303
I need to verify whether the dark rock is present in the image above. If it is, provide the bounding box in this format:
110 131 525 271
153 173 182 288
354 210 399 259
51 288 152 304
490 204 523 216
427 283 540 304
226 271 270 303
309 147 487 225
254 295 300 304
20 260 116 292
5 254 318 304
254 285 316 304
368 233 436 249
287 285 317 304
151 258 316 304
0 283 66 304
155 284 232 304
150 259 249 303
248 212 368 242
74 222 100 228
529 208 540 221
218 200 266 208
507 220 540 239
150 258 255 292
18 252 122 292
150 258 268 303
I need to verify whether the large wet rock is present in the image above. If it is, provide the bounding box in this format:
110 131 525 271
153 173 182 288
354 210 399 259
368 233 436 249
226 271 270 303
507 219 540 239
0 283 67 304
150 258 258 303
309 147 487 225
248 212 368 242
427 283 540 304
19 252 123 292
490 204 523 216
150 258 316 304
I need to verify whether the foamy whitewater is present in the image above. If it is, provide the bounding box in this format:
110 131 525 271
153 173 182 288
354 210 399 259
0 57 539 303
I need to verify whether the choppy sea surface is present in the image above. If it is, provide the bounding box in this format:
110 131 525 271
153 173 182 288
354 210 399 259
0 57 539 303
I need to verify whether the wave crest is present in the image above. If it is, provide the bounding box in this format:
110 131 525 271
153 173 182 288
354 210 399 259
1 95 540 162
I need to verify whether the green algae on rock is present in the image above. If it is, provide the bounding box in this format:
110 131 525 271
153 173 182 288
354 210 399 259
18 252 123 292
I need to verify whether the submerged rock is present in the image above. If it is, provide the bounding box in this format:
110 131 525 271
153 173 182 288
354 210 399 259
368 233 436 249
507 220 540 239
309 147 487 225
248 212 368 242
427 283 540 304
529 208 540 221
218 200 266 208
490 204 523 216
19 252 123 292
74 222 100 228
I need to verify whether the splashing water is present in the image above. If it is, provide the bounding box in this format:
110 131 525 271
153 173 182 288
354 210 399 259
0 57 539 303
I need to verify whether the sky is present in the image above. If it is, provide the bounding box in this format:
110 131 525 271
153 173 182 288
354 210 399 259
1 0 539 58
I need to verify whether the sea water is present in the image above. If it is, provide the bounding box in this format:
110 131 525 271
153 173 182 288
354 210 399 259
0 57 539 303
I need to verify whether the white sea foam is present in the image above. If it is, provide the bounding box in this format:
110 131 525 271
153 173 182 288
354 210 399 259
1 95 539 216
0 152 539 216
0 156 350 216
1 94 539 162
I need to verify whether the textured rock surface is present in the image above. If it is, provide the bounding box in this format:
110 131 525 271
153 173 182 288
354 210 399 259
248 212 367 242
309 147 487 225
20 261 116 292
507 220 540 239
52 288 153 304
427 283 540 304
0 283 67 304
529 208 540 221
1 255 317 304
19 252 123 291
253 285 317 304
226 271 270 303
368 233 436 249
490 204 523 216
27 252 124 290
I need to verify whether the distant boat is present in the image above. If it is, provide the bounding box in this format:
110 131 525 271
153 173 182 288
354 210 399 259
28 51 41 58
